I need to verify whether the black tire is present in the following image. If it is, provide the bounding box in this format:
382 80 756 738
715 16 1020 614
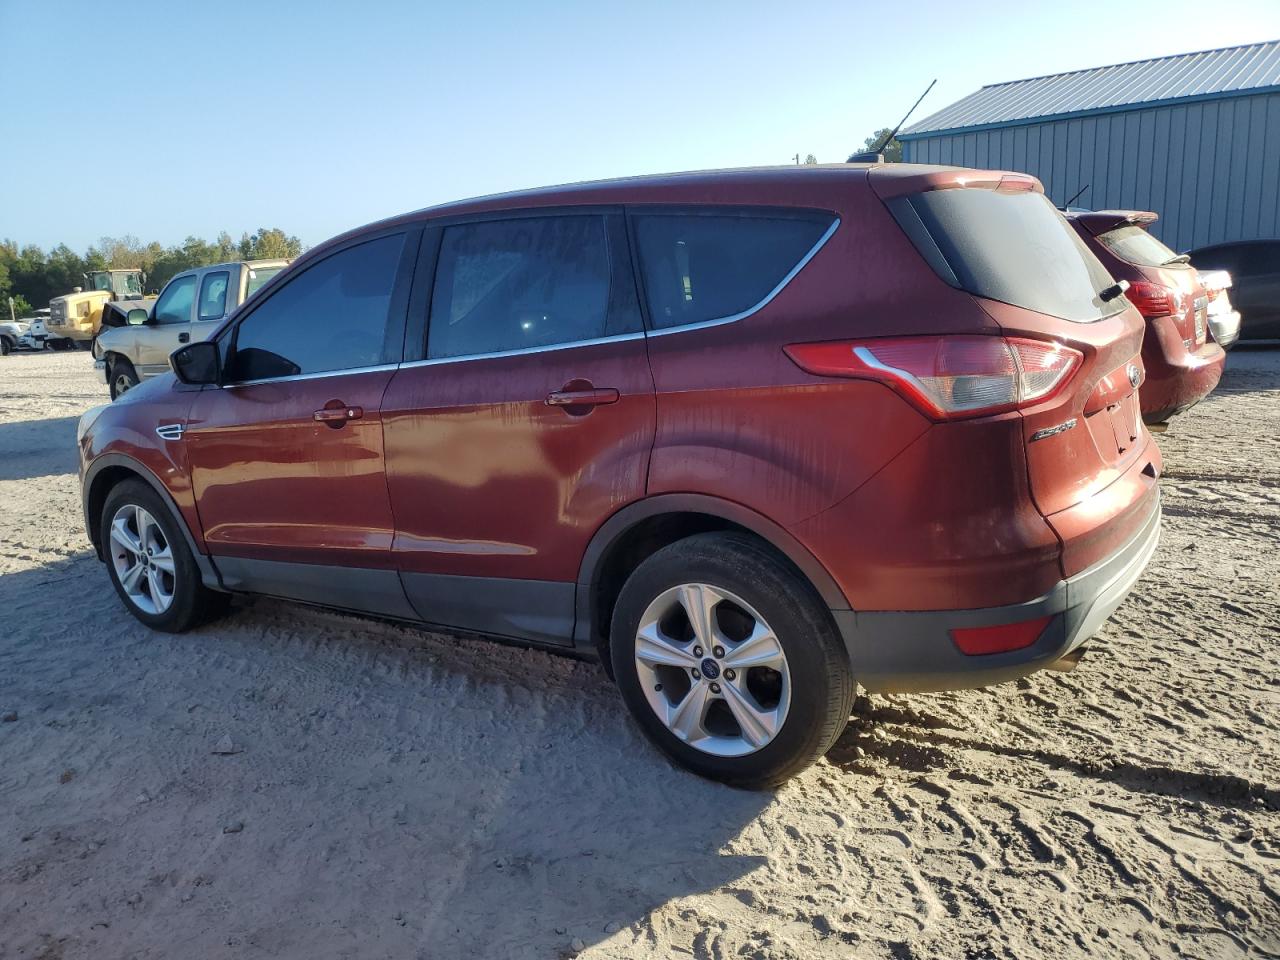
50 339 71 351
108 357 140 400
610 532 855 788
100 479 229 632
0 336 12 356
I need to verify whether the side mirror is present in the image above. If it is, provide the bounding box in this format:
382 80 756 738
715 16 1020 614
126 308 149 326
170 341 220 385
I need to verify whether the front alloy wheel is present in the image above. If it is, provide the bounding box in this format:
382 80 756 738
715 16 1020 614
634 583 791 757
108 503 176 615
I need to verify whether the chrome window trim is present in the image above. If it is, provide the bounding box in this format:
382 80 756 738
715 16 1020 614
220 216 839 378
222 362 402 389
399 332 646 369
644 216 841 338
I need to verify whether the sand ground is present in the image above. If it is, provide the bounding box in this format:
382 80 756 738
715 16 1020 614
1 348 1277 959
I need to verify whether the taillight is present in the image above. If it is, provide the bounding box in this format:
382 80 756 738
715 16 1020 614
784 336 1082 420
951 616 1052 655
1125 280 1179 318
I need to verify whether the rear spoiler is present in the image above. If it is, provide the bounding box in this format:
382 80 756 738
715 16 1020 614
1067 209 1159 236
867 166 1043 200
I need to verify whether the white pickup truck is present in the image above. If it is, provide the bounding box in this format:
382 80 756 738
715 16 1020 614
94 259 289 398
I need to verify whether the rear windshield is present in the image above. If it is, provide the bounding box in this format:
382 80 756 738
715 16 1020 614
1098 225 1186 269
245 265 285 298
888 188 1124 322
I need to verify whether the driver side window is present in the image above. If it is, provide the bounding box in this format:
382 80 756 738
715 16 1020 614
226 234 405 382
154 275 197 325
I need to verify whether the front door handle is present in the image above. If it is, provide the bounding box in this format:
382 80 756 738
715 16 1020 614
545 388 619 407
314 402 364 427
178 332 190 343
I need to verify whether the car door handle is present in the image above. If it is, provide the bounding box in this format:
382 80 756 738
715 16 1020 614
178 332 190 343
313 404 364 423
545 388 619 407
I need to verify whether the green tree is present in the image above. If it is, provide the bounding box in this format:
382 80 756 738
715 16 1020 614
861 128 903 163
803 153 818 165
242 227 303 260
0 228 305 307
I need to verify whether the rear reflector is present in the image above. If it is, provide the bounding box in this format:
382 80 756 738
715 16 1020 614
784 336 1082 420
950 616 1052 656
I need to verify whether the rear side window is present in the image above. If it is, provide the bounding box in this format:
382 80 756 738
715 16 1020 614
1098 225 1184 269
245 265 285 299
890 189 1123 322
198 271 230 320
428 216 612 359
632 212 833 329
227 234 404 381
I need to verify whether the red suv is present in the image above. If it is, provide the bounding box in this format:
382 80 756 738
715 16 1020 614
1066 210 1226 425
78 165 1161 786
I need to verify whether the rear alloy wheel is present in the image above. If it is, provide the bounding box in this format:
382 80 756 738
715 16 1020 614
101 479 228 631
109 358 140 399
633 584 791 757
611 532 855 787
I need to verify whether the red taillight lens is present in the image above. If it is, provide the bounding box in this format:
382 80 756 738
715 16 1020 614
784 336 1082 420
950 616 1052 655
1125 280 1178 318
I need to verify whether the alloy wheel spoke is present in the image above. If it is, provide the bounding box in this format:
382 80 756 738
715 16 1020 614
635 622 698 668
147 566 170 609
150 546 175 575
110 516 142 556
120 561 146 594
722 622 785 670
677 584 722 649
721 682 776 749
667 680 712 743
135 507 156 552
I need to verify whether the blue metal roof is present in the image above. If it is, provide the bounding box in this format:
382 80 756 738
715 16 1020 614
901 40 1280 139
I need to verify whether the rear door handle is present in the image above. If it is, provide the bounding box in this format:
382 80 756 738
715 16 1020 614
314 403 364 424
545 388 620 407
178 332 190 343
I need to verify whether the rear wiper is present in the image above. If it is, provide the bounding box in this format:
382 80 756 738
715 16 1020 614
1099 279 1130 302
1162 253 1192 265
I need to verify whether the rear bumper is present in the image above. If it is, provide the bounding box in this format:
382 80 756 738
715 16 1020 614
1209 309 1241 350
1140 317 1225 422
833 494 1160 693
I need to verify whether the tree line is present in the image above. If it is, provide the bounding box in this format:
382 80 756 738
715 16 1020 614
1 228 305 317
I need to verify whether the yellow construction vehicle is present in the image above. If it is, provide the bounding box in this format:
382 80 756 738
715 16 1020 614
47 269 153 350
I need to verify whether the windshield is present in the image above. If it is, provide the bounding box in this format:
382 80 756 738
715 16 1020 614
116 273 142 296
889 188 1124 322
245 266 285 299
1098 225 1185 268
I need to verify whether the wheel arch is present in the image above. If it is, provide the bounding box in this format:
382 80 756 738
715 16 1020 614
84 453 223 591
574 494 851 667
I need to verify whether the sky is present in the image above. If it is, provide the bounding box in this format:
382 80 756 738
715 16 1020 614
3 0 1279 253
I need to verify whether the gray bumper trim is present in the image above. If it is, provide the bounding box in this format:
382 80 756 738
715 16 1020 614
834 495 1161 693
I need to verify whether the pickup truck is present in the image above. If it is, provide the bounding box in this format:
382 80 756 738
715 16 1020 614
94 259 289 398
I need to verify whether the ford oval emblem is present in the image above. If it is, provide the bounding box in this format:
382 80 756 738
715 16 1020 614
1127 364 1141 389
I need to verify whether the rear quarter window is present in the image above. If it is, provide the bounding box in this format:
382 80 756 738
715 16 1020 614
889 189 1123 323
632 211 835 329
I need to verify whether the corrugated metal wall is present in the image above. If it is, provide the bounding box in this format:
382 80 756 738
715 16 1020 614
901 91 1280 253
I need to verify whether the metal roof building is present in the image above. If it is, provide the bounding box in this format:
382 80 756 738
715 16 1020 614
898 41 1280 252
